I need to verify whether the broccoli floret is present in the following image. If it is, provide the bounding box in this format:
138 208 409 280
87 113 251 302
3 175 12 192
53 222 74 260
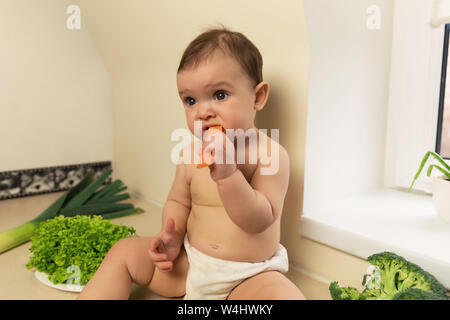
329 281 360 300
367 252 448 299
360 288 384 300
329 251 449 300
393 288 449 300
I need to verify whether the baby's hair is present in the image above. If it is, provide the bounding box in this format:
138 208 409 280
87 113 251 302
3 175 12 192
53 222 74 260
177 24 263 87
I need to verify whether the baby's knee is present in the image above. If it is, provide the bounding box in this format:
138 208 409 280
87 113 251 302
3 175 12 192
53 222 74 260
260 273 306 300
105 237 135 261
261 283 306 300
105 237 155 286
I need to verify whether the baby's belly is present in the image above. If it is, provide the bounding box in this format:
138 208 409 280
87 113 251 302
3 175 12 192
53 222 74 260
186 203 280 262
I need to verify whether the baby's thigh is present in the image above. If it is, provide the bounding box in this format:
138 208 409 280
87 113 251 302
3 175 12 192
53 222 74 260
227 271 306 300
148 244 189 298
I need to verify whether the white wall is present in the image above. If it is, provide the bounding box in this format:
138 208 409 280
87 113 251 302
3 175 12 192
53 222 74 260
0 0 113 172
303 0 394 214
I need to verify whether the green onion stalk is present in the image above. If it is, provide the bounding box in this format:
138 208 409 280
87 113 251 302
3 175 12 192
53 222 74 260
408 151 450 192
0 168 143 254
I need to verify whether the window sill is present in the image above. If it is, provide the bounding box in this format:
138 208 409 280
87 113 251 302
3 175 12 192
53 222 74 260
300 188 450 289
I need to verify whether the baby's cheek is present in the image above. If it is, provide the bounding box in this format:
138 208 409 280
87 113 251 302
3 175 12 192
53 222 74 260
187 123 201 139
224 115 241 129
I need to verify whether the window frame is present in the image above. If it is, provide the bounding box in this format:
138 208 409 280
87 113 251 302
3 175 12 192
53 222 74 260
435 24 450 159
384 4 450 193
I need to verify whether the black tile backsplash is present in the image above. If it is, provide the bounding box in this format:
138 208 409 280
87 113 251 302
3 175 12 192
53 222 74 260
0 161 112 201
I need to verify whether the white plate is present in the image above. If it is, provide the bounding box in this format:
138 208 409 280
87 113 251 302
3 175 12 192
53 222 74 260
35 271 85 293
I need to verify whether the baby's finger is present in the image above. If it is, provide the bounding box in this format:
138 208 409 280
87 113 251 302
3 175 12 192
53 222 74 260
195 143 204 159
149 237 164 253
155 261 173 273
165 218 176 235
148 249 168 262
202 144 216 165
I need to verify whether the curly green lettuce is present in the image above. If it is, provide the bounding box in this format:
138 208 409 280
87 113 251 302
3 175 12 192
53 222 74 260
26 215 136 285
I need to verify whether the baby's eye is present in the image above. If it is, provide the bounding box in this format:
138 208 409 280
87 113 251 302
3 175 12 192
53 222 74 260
215 90 228 101
185 97 196 106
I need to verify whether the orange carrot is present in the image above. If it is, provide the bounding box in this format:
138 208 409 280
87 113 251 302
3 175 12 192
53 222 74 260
197 125 224 168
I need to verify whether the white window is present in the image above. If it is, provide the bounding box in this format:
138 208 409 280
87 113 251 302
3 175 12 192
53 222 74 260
301 0 450 289
384 1 450 194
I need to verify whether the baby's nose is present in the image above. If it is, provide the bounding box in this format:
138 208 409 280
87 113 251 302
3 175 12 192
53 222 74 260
196 102 215 120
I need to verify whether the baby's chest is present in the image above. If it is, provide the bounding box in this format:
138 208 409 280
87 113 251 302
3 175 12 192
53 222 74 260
189 168 222 206
188 165 257 207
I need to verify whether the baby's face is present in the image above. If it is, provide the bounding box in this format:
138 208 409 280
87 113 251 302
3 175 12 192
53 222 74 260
177 50 259 139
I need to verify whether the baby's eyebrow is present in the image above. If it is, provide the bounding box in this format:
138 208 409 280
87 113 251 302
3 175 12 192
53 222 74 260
178 81 233 96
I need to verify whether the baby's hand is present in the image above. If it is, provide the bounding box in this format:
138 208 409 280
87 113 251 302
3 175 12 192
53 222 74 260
199 129 237 182
148 218 182 273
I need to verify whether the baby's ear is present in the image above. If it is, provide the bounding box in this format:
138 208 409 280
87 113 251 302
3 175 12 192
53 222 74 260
253 81 270 111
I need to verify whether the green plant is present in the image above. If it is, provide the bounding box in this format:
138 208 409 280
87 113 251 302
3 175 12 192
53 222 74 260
392 288 449 300
408 151 450 192
329 252 449 300
0 168 143 254
26 215 136 285
329 281 361 300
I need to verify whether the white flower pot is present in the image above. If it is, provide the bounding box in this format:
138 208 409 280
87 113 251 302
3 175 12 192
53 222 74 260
432 175 450 224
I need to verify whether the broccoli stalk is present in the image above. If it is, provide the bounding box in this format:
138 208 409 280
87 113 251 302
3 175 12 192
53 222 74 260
371 255 405 297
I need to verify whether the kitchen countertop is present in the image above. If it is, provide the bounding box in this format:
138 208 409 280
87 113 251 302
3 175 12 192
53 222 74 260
0 191 330 300
0 191 168 300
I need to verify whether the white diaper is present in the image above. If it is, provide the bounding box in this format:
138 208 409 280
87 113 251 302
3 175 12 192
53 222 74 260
183 234 289 300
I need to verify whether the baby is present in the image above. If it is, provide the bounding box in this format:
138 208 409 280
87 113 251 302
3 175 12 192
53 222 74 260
78 26 305 300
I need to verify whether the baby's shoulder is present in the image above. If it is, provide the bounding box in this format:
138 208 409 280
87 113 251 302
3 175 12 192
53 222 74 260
177 142 198 180
257 130 289 161
253 130 289 178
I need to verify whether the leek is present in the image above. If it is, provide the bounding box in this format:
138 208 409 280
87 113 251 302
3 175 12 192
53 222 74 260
0 168 143 254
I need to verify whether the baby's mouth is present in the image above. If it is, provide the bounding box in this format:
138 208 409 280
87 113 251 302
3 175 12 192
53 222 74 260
201 125 225 140
203 125 218 132
203 124 224 131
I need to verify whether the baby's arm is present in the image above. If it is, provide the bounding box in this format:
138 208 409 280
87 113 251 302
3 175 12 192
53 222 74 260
148 148 191 272
216 145 290 233
161 156 191 240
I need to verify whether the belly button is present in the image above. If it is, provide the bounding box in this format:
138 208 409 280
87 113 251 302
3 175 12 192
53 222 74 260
209 244 221 250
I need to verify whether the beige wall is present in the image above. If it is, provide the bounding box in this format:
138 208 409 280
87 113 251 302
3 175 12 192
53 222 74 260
75 0 369 294
75 0 310 204
0 0 113 172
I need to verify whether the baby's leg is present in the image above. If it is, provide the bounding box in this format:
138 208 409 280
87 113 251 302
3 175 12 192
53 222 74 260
227 271 306 300
78 236 189 300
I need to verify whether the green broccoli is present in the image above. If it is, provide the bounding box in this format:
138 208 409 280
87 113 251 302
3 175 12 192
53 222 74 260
393 288 449 300
329 251 449 300
360 288 383 300
367 252 447 299
329 281 360 300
